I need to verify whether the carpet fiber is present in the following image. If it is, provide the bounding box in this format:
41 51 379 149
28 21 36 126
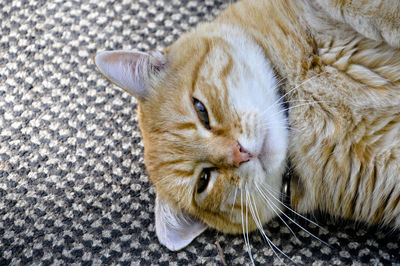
1 0 399 264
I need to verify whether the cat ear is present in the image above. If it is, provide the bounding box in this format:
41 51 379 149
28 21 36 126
155 194 208 251
93 50 166 100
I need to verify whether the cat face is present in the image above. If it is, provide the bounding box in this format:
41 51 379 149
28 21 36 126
95 24 289 250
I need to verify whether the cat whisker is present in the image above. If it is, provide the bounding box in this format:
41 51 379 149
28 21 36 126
259 184 330 247
274 76 286 87
255 178 287 199
148 174 173 189
277 99 335 106
245 187 255 265
263 100 336 118
256 115 291 131
271 78 286 93
131 181 160 199
261 183 327 231
262 125 298 133
229 187 239 221
254 182 301 244
265 70 328 113
134 173 182 199
248 191 294 264
247 190 278 263
269 102 330 117
259 121 301 134
241 187 255 265
282 99 335 107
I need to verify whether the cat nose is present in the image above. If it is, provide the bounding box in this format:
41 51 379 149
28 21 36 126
233 142 252 168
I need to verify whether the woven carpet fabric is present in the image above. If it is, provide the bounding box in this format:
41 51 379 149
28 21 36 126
1 0 399 265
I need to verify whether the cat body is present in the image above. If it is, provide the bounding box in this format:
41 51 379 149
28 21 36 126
95 0 400 251
224 0 400 225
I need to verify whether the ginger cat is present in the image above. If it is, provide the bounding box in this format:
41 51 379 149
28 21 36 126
94 0 400 254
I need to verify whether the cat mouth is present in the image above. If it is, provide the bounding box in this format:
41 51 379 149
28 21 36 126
257 135 269 173
259 157 268 175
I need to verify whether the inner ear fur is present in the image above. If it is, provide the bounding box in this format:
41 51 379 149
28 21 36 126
155 194 207 251
94 49 166 100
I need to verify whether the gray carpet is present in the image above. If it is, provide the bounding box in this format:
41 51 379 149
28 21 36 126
1 0 399 265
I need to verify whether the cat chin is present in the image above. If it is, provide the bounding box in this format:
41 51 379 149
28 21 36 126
242 131 288 227
222 154 286 227
256 119 288 181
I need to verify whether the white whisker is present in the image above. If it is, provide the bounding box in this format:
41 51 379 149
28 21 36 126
255 182 301 244
264 71 328 115
263 99 335 116
259 184 330 247
230 187 238 220
248 191 294 264
259 123 303 135
133 175 171 197
247 191 280 262
261 183 326 231
265 101 335 118
256 179 287 198
241 188 255 265
245 187 255 265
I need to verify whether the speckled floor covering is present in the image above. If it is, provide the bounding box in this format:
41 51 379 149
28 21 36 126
1 0 399 264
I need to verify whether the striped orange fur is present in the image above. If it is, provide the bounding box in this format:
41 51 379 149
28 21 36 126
95 0 400 252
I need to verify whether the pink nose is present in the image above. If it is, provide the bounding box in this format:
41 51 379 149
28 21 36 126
233 143 252 167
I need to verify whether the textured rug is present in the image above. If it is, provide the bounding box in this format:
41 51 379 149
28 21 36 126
1 0 399 265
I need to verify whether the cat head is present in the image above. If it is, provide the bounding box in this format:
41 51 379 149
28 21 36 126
94 24 289 251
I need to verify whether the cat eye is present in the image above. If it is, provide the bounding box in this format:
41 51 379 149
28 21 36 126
192 97 211 130
197 168 212 194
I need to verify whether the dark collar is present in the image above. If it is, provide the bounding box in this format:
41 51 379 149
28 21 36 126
279 86 290 120
278 86 292 206
280 160 292 206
